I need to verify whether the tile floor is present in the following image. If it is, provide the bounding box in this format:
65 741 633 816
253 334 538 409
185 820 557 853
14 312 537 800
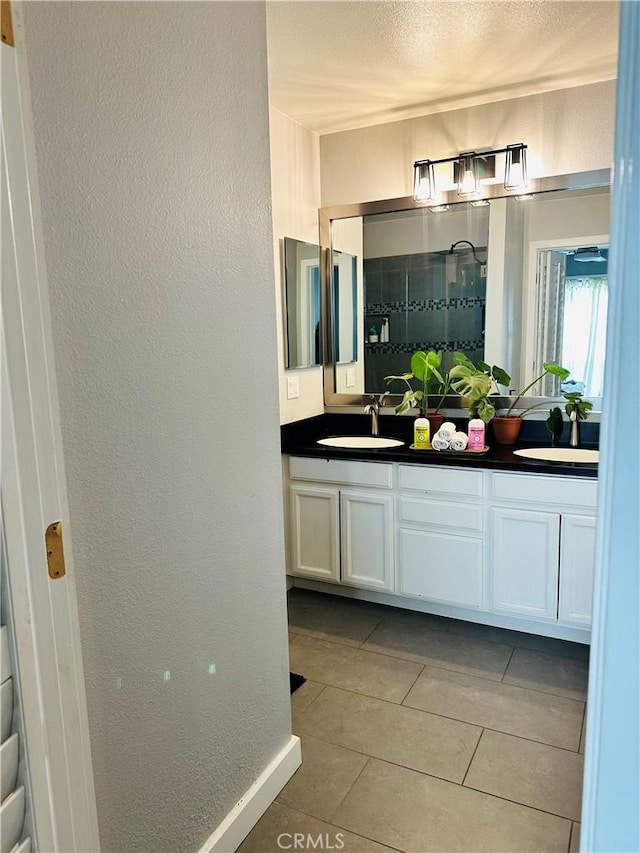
240 589 588 853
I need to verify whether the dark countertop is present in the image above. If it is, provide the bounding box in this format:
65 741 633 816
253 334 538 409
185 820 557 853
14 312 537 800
281 414 599 479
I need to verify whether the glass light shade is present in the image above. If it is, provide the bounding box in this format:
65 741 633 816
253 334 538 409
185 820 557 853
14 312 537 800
413 161 435 203
457 152 479 196
504 144 528 191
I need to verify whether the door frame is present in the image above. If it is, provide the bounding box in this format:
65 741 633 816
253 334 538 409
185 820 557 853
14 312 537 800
1 18 99 852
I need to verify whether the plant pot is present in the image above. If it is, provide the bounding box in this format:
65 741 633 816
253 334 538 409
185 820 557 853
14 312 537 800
425 412 445 434
492 415 523 446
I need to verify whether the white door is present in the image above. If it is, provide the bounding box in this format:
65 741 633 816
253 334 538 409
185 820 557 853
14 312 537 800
490 508 560 620
340 490 394 592
1 24 99 852
559 514 596 626
290 485 340 582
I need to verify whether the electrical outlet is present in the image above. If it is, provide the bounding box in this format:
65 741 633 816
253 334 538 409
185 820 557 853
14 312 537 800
286 375 299 399
346 367 356 388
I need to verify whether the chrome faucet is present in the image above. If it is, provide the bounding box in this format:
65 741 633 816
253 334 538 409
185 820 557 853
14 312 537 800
364 393 389 436
569 408 581 448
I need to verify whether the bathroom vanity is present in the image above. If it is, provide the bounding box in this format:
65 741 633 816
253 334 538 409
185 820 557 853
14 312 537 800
282 431 597 644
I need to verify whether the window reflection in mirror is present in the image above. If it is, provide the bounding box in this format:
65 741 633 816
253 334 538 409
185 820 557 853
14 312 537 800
284 237 321 369
533 245 608 397
521 185 610 398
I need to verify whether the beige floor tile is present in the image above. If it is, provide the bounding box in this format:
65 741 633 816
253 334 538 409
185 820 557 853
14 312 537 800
447 619 590 661
503 648 589 701
570 822 581 852
276 735 368 822
363 618 513 681
238 801 396 853
289 634 422 703
287 588 385 647
579 710 587 754
295 686 481 783
464 729 584 820
332 758 571 852
404 665 584 750
291 680 325 719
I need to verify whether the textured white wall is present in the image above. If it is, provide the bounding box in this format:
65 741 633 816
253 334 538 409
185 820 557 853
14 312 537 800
320 80 616 206
269 108 324 423
20 3 292 851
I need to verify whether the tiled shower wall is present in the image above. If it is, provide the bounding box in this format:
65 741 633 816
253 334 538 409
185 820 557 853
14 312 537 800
363 248 486 391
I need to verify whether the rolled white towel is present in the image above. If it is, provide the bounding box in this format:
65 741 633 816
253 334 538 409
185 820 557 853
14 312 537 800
450 431 469 451
431 434 451 451
438 421 456 439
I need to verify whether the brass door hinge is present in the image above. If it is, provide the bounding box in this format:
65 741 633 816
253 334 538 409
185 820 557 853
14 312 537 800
1 0 15 47
46 522 67 579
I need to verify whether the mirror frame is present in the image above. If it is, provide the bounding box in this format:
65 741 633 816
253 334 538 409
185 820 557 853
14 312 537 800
320 168 610 411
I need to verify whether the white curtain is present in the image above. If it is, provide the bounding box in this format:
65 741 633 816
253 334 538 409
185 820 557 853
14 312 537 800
561 276 608 396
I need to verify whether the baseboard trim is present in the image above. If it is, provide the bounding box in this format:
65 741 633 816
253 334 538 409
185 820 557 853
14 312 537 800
198 734 301 853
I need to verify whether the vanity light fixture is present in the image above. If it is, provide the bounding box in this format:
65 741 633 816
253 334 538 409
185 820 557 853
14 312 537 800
413 160 435 203
457 152 479 197
412 143 529 203
504 143 528 191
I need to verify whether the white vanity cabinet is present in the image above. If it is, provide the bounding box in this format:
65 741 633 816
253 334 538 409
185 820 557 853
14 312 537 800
396 465 484 608
489 473 597 628
288 457 395 592
285 456 597 641
290 484 340 582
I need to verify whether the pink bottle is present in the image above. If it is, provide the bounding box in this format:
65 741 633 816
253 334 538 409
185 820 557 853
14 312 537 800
468 418 485 451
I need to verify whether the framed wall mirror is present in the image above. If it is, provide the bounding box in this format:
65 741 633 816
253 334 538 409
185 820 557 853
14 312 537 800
284 237 322 369
320 170 610 410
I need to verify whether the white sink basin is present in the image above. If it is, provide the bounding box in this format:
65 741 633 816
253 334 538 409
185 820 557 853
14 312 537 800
514 447 599 463
317 436 405 449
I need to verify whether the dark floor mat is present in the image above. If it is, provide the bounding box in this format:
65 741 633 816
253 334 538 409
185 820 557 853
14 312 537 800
289 672 306 694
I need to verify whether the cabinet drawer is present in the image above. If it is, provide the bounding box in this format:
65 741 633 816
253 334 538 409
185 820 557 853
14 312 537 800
289 456 393 488
398 465 483 499
399 497 483 533
492 473 597 509
398 528 483 608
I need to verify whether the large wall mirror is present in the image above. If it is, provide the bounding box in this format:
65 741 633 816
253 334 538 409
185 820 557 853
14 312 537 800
320 170 610 409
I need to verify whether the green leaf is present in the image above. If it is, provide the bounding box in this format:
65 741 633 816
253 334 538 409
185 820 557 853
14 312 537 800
450 369 492 401
410 351 428 381
544 362 570 381
384 372 413 383
425 350 442 371
477 360 490 372
452 351 474 369
492 366 511 386
477 399 496 424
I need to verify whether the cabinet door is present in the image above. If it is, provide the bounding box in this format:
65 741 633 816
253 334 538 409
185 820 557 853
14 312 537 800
490 508 560 620
559 514 596 626
340 490 394 592
398 528 483 607
290 485 340 581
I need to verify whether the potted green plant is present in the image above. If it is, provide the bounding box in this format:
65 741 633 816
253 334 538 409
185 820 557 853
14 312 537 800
564 388 593 447
448 353 510 424
492 362 570 445
384 349 452 432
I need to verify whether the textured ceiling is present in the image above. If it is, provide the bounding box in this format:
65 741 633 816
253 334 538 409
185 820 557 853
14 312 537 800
266 0 619 134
